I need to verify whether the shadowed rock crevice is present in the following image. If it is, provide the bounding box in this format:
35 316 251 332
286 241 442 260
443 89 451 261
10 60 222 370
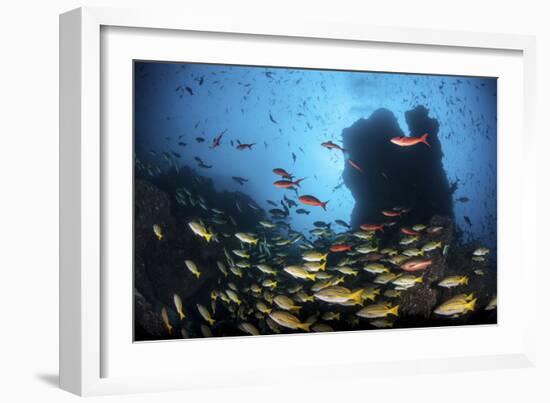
342 106 453 228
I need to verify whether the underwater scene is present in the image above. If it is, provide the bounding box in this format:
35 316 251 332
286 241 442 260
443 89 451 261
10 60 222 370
133 61 497 341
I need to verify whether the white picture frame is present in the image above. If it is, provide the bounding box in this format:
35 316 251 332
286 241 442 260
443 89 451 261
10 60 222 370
60 6 537 396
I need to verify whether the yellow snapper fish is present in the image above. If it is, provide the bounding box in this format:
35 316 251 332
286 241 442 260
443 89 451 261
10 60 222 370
188 221 213 242
356 303 399 319
380 248 398 256
321 311 341 321
239 322 260 336
274 295 302 312
314 286 364 305
399 236 419 246
352 231 374 240
355 244 379 254
337 266 359 276
161 307 173 333
412 224 427 231
235 232 259 245
392 274 423 289
438 275 469 288
268 311 311 331
485 296 497 311
302 251 328 262
362 287 381 302
263 290 274 304
232 249 250 259
256 264 277 275
421 241 442 252
383 289 401 299
284 265 317 281
226 289 242 305
472 256 486 262
373 272 400 285
363 263 390 274
256 301 272 314
262 279 278 289
259 220 277 228
196 304 215 325
402 248 424 257
294 291 315 303
304 261 327 272
153 224 164 240
173 294 186 320
434 296 477 316
185 260 201 278
229 266 243 277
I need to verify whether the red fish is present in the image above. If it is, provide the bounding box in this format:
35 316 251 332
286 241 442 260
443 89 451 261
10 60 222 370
321 141 346 153
382 210 402 217
210 129 226 148
390 133 430 147
347 158 363 173
272 168 293 179
360 223 384 232
236 143 255 150
274 178 305 189
401 259 432 272
401 227 420 236
330 244 353 252
299 195 329 210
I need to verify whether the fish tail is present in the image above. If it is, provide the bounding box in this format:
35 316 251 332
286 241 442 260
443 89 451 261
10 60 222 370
306 273 317 281
204 233 213 243
322 253 329 261
197 272 202 279
294 177 306 187
179 312 185 320
421 133 430 147
350 289 365 304
208 318 215 326
416 277 423 283
297 322 311 332
465 298 477 312
320 261 327 271
388 305 400 317
252 239 259 245
321 201 329 210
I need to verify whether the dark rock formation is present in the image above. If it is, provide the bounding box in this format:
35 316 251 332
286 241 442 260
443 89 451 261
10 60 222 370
342 106 453 229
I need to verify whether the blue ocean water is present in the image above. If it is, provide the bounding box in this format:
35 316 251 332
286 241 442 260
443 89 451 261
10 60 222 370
134 61 497 251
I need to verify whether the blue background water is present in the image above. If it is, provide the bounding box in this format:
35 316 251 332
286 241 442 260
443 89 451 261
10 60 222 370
134 61 497 250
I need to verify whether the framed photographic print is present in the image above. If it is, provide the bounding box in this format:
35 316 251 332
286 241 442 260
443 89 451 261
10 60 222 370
60 7 537 396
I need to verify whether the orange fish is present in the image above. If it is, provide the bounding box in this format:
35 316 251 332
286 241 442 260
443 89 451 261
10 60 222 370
360 223 384 232
272 168 293 179
330 244 353 252
299 195 329 210
347 158 363 173
382 210 402 217
321 141 346 152
274 178 305 189
401 227 420 236
401 259 432 272
390 133 430 147
236 143 255 150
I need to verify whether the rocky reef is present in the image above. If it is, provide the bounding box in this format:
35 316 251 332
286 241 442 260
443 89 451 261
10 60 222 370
342 106 454 229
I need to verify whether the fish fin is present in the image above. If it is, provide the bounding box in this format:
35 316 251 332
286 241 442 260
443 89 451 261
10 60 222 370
465 298 477 312
307 273 317 281
294 177 306 187
252 239 259 245
421 133 430 147
208 318 215 326
349 289 365 304
320 261 327 271
388 305 400 317
197 272 201 278
204 233 213 243
321 201 329 211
